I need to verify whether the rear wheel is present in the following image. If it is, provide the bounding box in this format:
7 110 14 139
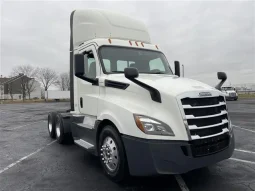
99 125 129 182
48 112 57 138
55 114 73 144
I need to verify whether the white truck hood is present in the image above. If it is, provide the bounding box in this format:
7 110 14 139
106 74 217 96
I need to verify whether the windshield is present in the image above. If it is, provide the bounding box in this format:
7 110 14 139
99 46 173 75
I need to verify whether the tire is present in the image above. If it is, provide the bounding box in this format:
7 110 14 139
98 125 129 182
48 112 57 138
55 114 73 144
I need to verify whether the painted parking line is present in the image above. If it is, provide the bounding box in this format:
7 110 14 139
9 121 47 130
0 140 56 175
175 175 189 191
235 149 255 155
232 125 255 133
229 158 255 165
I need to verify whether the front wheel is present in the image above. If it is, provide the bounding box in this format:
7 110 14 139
99 125 129 182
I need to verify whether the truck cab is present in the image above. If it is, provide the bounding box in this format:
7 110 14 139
221 86 238 101
47 9 235 182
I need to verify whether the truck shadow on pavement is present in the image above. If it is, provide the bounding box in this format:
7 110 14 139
82 151 183 191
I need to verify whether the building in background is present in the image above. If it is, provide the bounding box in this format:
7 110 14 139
0 74 41 99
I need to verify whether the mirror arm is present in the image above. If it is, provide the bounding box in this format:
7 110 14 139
75 74 98 85
215 79 226 90
126 77 161 103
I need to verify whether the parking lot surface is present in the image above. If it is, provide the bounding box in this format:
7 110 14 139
0 99 254 191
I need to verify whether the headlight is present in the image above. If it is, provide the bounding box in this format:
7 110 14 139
133 114 175 136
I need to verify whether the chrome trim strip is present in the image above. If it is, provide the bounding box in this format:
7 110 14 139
191 128 229 140
189 119 229 130
182 102 226 109
185 110 227 119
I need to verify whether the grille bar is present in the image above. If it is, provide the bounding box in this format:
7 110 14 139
191 128 229 140
186 110 227 119
181 96 225 107
182 102 226 109
187 114 228 127
184 105 226 117
189 119 228 130
190 123 228 137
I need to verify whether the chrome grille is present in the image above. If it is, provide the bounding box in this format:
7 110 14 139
181 96 229 140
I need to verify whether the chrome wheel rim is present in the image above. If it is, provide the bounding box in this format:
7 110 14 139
56 122 60 138
100 137 119 172
48 119 52 133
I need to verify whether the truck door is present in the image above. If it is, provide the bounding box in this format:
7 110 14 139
75 45 100 144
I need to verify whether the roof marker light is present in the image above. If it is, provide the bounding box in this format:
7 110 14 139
108 39 112 44
129 40 132 45
135 41 139 46
141 42 144 47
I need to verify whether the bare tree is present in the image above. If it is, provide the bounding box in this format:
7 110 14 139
11 65 39 99
26 79 37 99
56 72 70 91
20 76 27 101
41 88 45 99
37 67 58 100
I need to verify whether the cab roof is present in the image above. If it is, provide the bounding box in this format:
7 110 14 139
71 9 151 50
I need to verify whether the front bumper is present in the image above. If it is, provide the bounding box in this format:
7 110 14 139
122 133 235 176
225 95 238 100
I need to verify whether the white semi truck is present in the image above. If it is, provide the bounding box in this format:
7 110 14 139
47 9 235 182
221 87 238 101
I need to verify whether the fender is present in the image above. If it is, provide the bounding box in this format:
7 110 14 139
97 112 125 134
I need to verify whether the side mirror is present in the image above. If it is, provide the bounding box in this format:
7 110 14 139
124 67 139 79
215 72 227 90
217 72 227 81
174 61 180 77
74 54 85 76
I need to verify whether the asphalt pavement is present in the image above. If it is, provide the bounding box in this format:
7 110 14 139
0 99 254 191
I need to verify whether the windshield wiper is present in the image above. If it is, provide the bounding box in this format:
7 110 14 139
110 71 166 74
110 71 124 73
150 71 166 74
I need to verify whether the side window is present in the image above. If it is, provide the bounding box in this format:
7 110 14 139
117 60 128 71
84 52 96 78
103 59 111 72
149 58 166 72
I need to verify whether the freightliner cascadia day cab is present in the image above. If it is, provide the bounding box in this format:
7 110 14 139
47 9 235 182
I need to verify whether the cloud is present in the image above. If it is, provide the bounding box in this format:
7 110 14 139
1 1 254 86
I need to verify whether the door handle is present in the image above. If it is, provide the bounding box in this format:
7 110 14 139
80 97 83 108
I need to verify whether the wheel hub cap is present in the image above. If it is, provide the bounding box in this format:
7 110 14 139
100 137 119 171
56 123 60 137
48 120 52 132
